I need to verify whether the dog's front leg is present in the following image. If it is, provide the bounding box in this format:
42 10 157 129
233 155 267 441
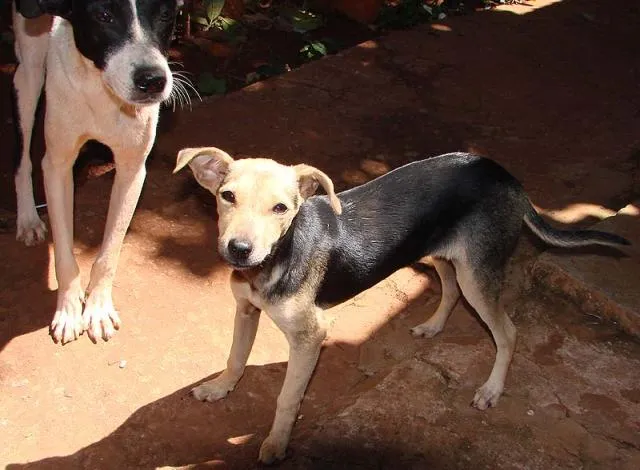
83 157 147 342
192 293 261 402
259 306 327 464
43 150 85 344
13 13 51 246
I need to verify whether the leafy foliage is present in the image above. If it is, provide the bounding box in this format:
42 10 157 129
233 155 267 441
192 0 226 31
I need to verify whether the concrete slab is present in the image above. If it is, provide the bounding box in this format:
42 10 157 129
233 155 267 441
532 203 640 337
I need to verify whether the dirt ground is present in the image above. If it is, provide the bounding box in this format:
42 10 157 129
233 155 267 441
1 0 640 469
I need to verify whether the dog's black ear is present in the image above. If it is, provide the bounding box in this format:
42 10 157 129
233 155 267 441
294 164 342 215
16 0 71 18
174 147 234 194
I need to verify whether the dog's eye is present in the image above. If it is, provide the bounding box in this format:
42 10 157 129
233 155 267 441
273 203 288 214
220 191 235 203
95 9 114 23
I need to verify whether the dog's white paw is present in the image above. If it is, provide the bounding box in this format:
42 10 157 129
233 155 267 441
50 284 85 344
410 321 443 338
192 376 236 402
472 381 503 410
82 289 121 343
16 213 47 246
258 435 288 465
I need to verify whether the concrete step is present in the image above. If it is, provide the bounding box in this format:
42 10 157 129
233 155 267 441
531 202 640 337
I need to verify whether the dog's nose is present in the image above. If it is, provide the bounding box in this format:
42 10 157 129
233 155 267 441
133 67 167 94
228 239 253 260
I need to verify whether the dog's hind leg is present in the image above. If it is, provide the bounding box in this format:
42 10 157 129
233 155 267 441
411 258 460 338
12 13 53 246
454 259 516 410
193 279 261 402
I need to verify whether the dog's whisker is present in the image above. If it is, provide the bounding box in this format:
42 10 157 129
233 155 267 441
168 78 195 110
176 76 202 102
170 73 201 109
172 69 194 77
168 80 184 108
175 80 192 108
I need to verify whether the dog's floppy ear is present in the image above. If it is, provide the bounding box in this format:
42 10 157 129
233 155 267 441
174 147 234 193
294 164 342 215
16 0 71 18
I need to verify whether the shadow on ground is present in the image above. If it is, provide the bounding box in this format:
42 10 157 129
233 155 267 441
1 0 640 468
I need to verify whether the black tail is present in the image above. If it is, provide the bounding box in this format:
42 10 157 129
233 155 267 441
524 203 630 248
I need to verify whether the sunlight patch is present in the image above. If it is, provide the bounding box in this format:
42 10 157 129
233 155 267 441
227 433 254 445
495 0 564 16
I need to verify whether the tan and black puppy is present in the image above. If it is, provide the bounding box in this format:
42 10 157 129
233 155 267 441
175 147 628 464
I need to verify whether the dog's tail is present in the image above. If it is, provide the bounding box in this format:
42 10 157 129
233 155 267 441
523 202 630 249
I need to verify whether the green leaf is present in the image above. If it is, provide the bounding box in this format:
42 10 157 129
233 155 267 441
278 6 323 33
290 10 323 33
217 17 239 32
299 40 328 62
309 41 327 56
193 16 212 27
205 0 225 22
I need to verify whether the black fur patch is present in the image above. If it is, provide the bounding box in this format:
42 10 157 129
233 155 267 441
68 0 179 70
262 154 527 306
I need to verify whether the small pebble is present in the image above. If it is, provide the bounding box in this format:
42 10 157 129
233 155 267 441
527 409 534 416
119 360 127 369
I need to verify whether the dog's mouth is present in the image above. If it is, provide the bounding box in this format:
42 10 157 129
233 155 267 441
220 248 273 271
103 82 169 108
129 93 168 105
226 259 261 270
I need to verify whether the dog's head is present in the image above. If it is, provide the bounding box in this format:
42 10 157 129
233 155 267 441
18 0 183 105
175 147 342 269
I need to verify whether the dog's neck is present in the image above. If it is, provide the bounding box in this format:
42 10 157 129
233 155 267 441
232 226 297 294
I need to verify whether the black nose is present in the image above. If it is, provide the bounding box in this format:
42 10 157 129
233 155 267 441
133 67 167 94
228 239 253 260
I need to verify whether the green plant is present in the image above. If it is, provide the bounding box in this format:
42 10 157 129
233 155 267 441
299 40 328 62
376 1 446 29
192 0 226 31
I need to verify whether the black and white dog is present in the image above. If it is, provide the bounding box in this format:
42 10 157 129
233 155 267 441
13 0 182 343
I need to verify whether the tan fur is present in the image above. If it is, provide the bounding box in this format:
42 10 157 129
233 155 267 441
174 147 341 269
176 147 338 464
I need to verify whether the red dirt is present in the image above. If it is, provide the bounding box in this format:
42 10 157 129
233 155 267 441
1 1 640 469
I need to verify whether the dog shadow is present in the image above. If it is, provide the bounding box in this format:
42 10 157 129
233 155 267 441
0 234 55 352
1 361 435 470
4 282 475 470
